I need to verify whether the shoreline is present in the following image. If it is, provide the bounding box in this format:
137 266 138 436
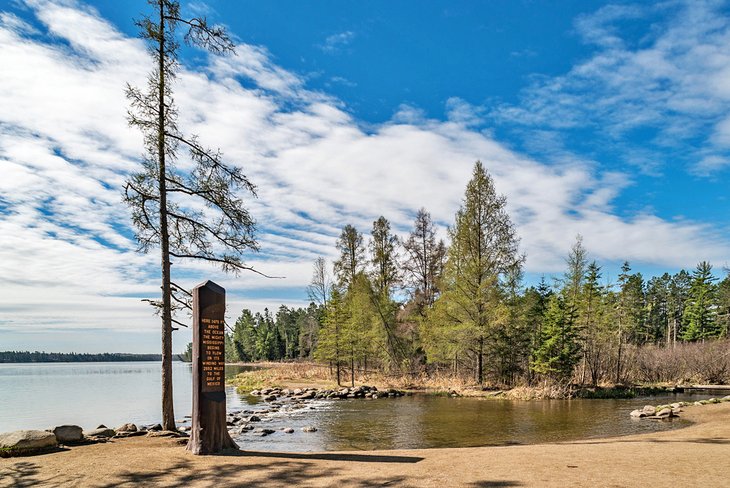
2 402 729 486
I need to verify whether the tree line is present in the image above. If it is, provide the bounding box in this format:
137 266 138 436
224 161 730 386
0 351 173 363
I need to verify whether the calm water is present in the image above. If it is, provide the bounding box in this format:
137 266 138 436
0 362 718 451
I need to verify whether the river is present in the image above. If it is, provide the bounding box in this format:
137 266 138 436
0 361 719 451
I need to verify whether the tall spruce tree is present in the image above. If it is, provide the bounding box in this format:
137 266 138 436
123 0 258 430
682 261 719 341
531 293 582 382
431 161 523 384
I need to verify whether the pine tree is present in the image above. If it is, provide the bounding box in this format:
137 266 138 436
368 216 403 370
531 293 582 382
429 161 523 384
316 287 349 385
682 261 719 342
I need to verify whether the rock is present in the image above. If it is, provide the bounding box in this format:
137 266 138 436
263 395 277 402
630 409 646 418
84 428 116 438
96 424 107 429
670 403 681 409
146 430 182 438
255 428 275 437
302 426 317 433
52 425 83 444
0 430 58 455
656 408 672 417
722 395 730 402
293 388 303 395
116 423 138 433
282 428 294 434
148 424 163 431
642 405 657 416
248 415 261 422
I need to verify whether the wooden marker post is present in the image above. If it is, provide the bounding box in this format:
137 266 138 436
186 280 238 454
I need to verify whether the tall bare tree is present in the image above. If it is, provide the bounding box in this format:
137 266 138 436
124 0 258 430
307 257 331 308
402 208 446 310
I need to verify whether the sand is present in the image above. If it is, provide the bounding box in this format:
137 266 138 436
2 402 729 487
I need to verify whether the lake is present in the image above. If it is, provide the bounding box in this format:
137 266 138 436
0 362 718 451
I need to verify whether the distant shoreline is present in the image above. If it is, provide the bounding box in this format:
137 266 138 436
0 351 188 363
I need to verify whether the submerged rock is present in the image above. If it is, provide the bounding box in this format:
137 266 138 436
302 426 317 433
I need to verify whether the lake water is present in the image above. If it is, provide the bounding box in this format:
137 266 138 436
0 362 719 451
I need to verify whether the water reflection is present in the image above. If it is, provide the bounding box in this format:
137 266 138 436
0 362 719 452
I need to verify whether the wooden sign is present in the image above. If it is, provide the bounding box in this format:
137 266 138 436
186 280 238 454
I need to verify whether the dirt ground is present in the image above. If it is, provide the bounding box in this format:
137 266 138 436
2 402 729 487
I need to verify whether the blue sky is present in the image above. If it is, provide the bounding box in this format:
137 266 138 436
1 0 730 353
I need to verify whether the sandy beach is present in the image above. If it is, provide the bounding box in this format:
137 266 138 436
2 401 729 487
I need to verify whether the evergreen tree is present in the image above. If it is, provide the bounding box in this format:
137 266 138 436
368 216 403 370
645 273 671 344
531 293 582 382
316 287 349 385
716 273 730 338
682 261 719 341
429 161 523 384
668 270 691 346
580 261 606 386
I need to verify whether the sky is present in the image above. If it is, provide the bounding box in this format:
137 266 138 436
2 0 730 353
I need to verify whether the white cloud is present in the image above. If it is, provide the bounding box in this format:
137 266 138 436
319 31 355 54
493 0 730 176
1 0 730 351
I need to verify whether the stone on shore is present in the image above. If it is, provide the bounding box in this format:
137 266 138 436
630 409 646 418
84 428 116 438
0 430 58 456
52 425 83 444
116 423 138 433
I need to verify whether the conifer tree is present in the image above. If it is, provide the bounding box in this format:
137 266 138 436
682 261 718 342
333 225 366 290
430 161 523 384
124 0 258 430
531 293 582 382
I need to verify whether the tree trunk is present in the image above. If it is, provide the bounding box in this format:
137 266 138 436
477 338 484 385
350 352 355 387
157 2 175 432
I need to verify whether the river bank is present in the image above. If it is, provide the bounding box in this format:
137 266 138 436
2 401 729 487
225 361 710 400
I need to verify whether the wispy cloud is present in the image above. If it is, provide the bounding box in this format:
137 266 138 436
318 30 355 54
493 0 730 176
2 0 729 351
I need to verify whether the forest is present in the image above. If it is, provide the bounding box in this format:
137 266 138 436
0 351 167 363
223 162 730 387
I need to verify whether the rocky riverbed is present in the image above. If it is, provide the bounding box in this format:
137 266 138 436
629 394 730 420
191 385 407 439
